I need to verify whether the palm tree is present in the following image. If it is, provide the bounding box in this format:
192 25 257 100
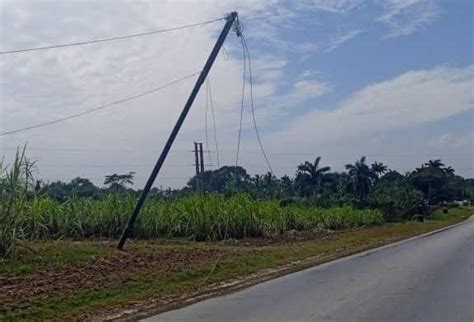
371 161 388 180
443 166 455 174
345 156 374 203
410 160 445 205
295 157 331 197
426 159 445 169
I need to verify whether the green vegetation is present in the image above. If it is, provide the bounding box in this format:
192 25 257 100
1 146 473 258
428 206 471 221
1 206 471 321
1 192 382 256
0 145 471 320
0 147 36 258
0 241 105 275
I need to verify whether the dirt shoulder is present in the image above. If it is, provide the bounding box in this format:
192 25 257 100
1 208 471 321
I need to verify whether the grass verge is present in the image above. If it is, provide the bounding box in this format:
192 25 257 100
0 207 471 321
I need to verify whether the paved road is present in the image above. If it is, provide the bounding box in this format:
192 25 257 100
146 218 474 322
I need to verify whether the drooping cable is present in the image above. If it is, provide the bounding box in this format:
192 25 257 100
235 32 247 166
207 78 220 168
0 17 225 55
204 79 214 168
241 33 274 175
0 71 200 136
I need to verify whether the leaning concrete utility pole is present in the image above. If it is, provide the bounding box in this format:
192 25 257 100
117 12 239 249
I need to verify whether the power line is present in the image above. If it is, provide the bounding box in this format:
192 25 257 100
1 146 472 158
38 163 202 168
241 32 274 174
204 79 220 169
0 147 213 153
261 153 474 157
0 71 200 137
0 17 225 55
208 78 220 167
235 29 247 166
204 80 214 168
36 163 474 172
38 176 191 181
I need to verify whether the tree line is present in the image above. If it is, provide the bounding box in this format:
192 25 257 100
35 156 473 221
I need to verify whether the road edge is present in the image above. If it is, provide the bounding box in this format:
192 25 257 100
312 215 473 268
106 216 472 321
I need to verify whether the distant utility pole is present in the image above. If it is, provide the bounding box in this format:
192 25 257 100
194 142 205 193
194 142 200 177
199 142 205 174
193 142 205 176
117 11 239 250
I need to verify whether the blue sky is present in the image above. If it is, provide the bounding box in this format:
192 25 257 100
275 0 472 97
0 0 473 187
243 0 472 113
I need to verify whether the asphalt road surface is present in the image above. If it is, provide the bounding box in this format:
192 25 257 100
146 218 474 322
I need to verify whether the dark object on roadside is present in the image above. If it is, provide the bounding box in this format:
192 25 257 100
443 208 449 214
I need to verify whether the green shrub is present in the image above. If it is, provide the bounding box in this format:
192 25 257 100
369 176 425 222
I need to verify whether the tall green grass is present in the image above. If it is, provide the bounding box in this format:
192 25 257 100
0 148 383 258
0 146 36 257
3 193 383 242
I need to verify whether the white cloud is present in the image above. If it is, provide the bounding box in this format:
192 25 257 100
299 0 364 14
287 78 331 103
231 70 332 141
0 1 470 186
274 65 474 148
0 1 272 182
325 29 362 52
377 0 441 38
430 133 473 150
0 0 334 186
250 72 331 125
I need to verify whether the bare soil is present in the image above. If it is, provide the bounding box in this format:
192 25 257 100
0 242 247 317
